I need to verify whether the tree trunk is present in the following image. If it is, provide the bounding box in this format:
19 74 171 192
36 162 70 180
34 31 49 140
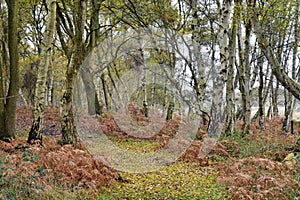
28 0 56 144
209 0 232 138
107 65 122 111
191 0 206 107
283 2 298 132
0 0 19 141
225 0 238 135
258 54 265 130
101 73 109 110
283 90 293 132
60 56 80 145
0 13 5 135
216 0 233 135
142 64 148 117
163 76 168 113
81 0 101 115
237 3 251 135
46 64 54 106
80 69 101 115
151 67 156 106
138 40 148 117
272 81 279 117
254 65 271 121
166 51 176 121
60 0 86 145
242 17 252 135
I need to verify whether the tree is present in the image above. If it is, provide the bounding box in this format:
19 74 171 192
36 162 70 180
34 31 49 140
282 0 299 132
28 0 57 144
217 0 233 135
80 0 102 115
251 0 300 149
241 1 252 135
0 0 19 141
257 53 265 130
251 1 300 101
224 0 237 135
57 0 86 145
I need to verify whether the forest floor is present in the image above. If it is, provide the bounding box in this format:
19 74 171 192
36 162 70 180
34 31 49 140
0 106 299 199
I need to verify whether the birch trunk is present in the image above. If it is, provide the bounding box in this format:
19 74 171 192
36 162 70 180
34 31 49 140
218 0 232 135
163 77 168 113
142 62 148 117
225 0 237 135
151 67 156 107
191 0 205 106
252 64 271 122
209 0 232 138
46 64 54 106
60 0 86 145
28 0 56 143
242 16 252 135
283 91 293 132
138 39 148 117
60 57 78 144
283 2 298 132
272 81 279 117
237 2 251 135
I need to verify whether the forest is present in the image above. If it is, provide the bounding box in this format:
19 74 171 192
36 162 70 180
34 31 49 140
0 0 299 199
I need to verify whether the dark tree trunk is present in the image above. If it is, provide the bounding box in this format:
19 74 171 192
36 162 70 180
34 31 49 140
258 55 265 130
0 0 19 141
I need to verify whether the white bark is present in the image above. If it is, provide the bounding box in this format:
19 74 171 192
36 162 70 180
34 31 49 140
217 0 233 135
28 0 56 143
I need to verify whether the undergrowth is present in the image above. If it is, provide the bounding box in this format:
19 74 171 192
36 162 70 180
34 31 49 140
217 128 300 199
0 152 45 200
1 110 298 199
221 131 296 160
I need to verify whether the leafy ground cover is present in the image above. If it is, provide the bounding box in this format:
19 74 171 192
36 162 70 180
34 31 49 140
99 162 229 200
0 106 299 199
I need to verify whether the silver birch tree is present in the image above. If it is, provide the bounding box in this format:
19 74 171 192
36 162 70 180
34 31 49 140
28 0 56 144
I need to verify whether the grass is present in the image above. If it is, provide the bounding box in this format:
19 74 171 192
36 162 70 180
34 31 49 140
107 135 159 153
96 136 229 199
98 162 229 200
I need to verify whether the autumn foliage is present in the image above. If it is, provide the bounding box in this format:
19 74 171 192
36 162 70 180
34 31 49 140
0 137 117 191
1 105 299 199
